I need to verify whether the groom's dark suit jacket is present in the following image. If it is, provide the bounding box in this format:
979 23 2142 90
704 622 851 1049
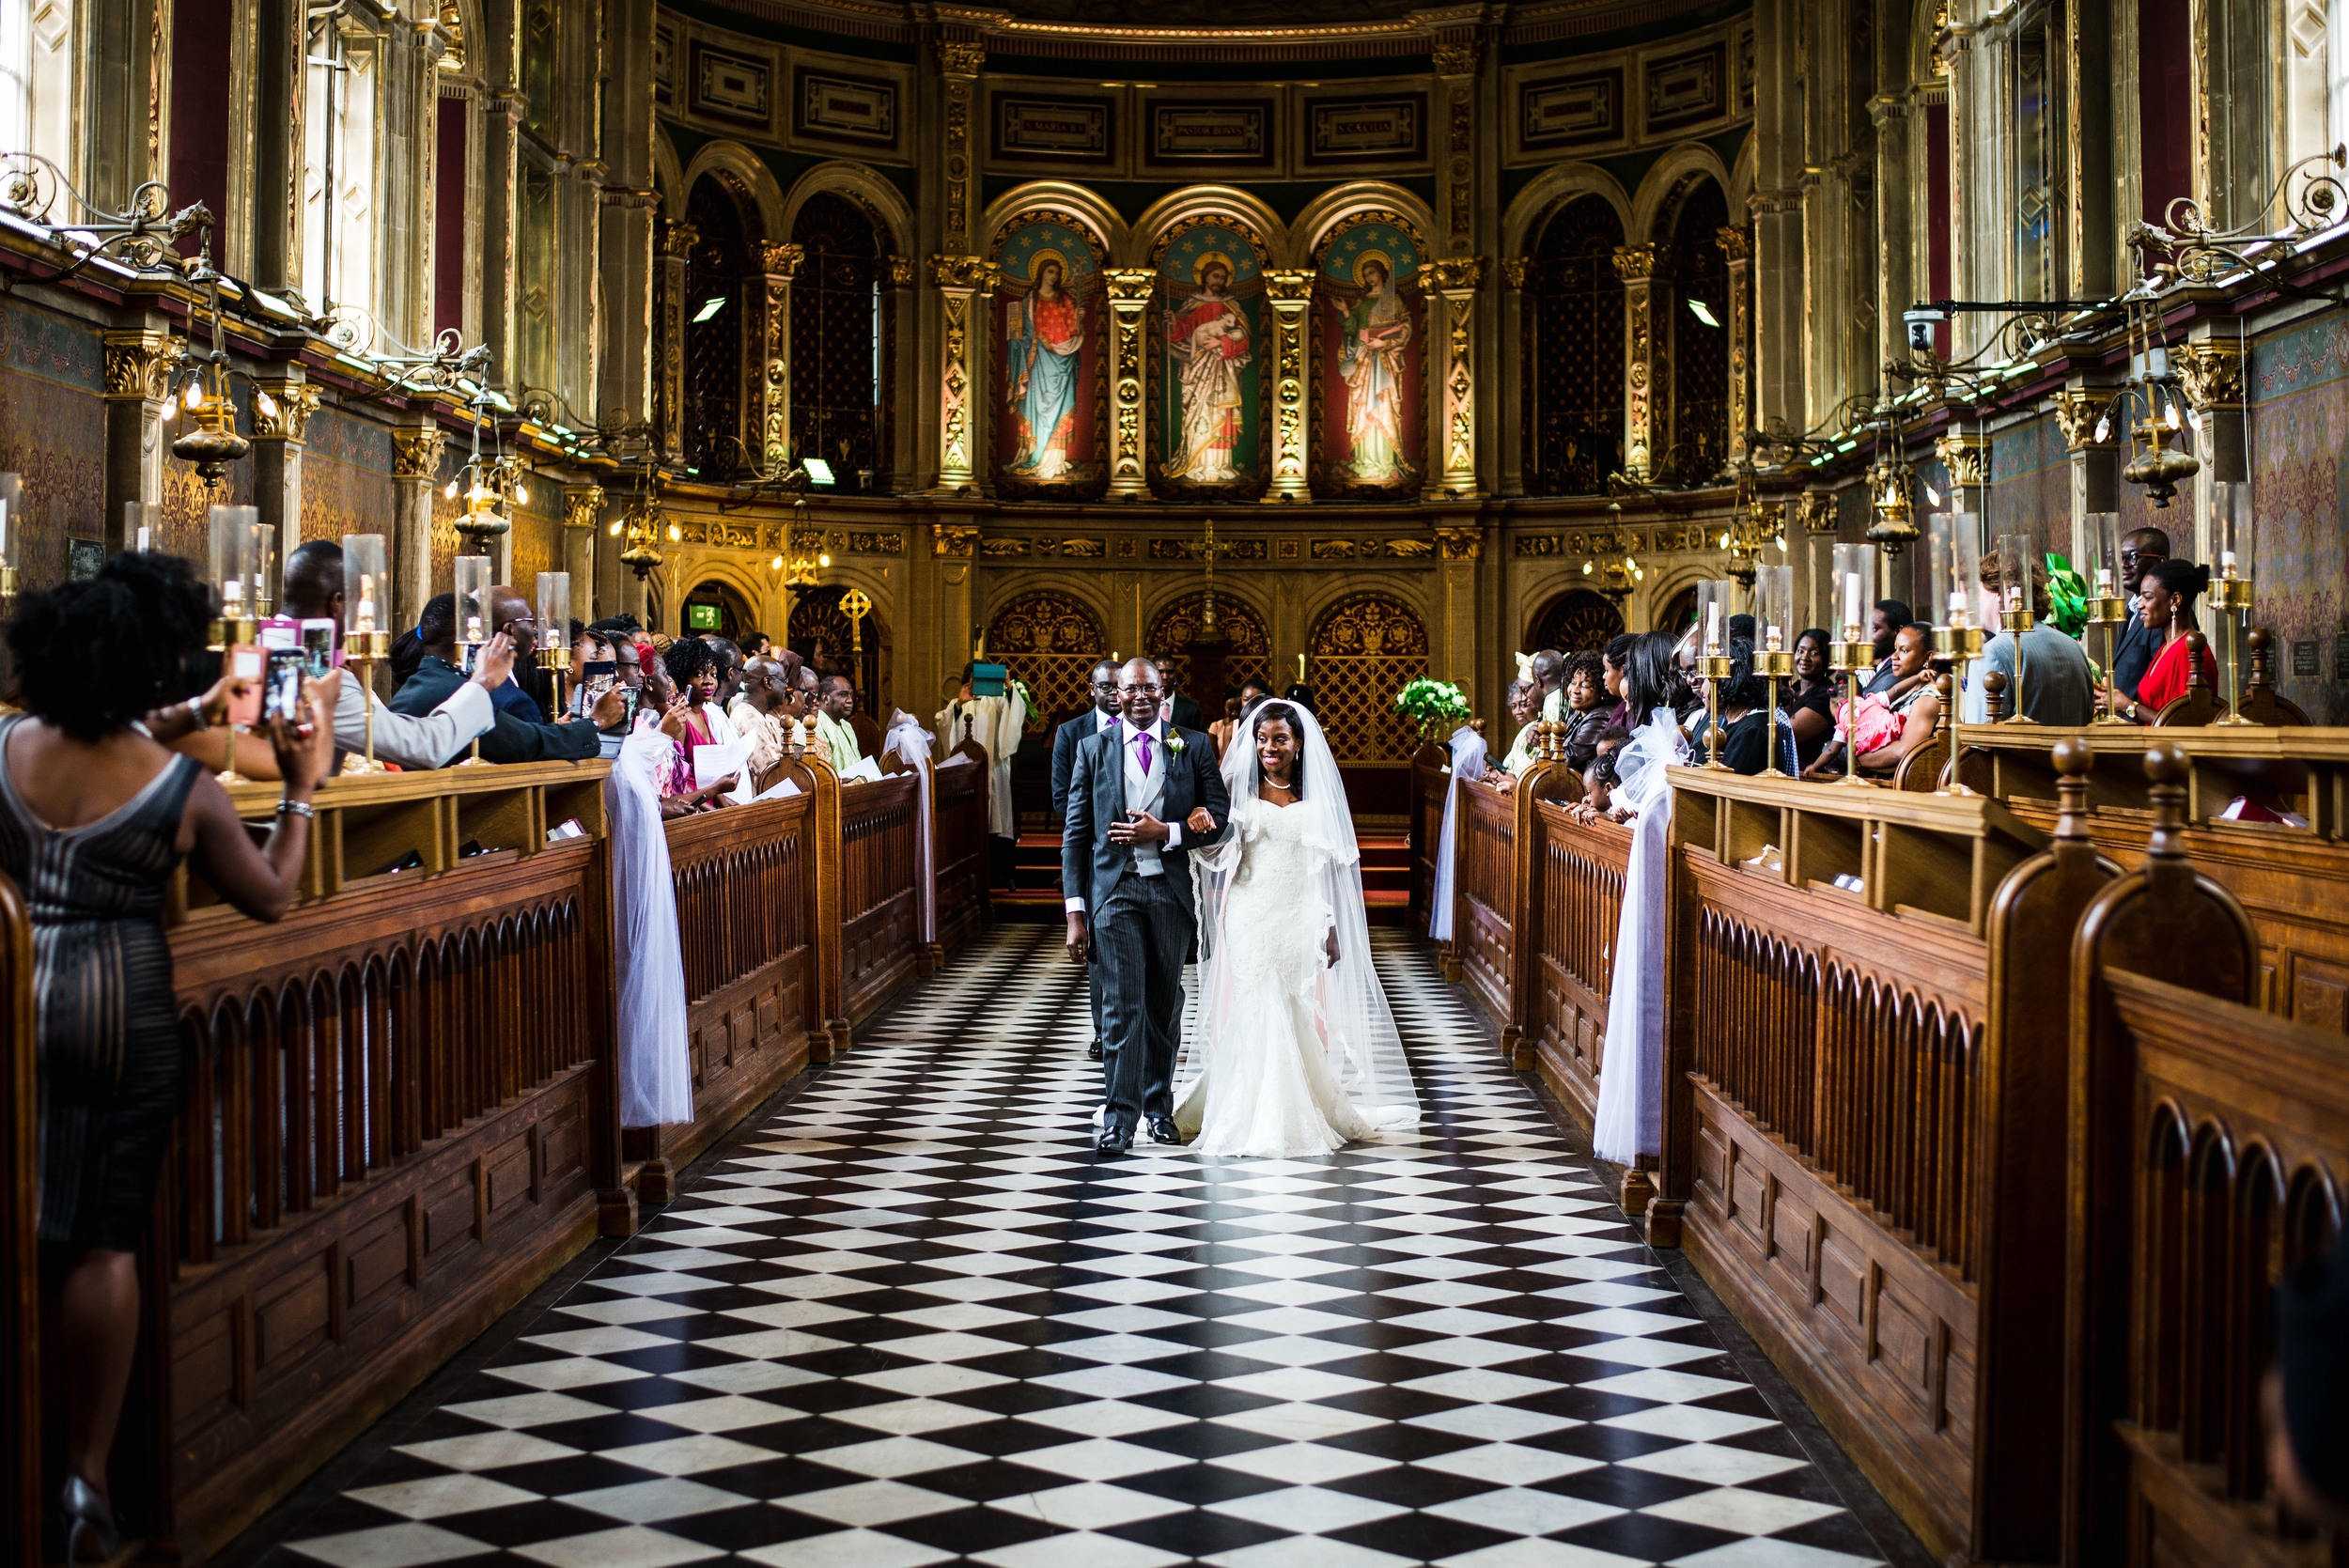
1061 721 1231 920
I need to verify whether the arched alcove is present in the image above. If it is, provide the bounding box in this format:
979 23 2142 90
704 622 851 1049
1146 592 1272 709
790 191 889 483
1525 196 1626 496
786 582 892 719
985 590 1108 733
1309 593 1427 765
1527 588 1627 655
682 578 757 642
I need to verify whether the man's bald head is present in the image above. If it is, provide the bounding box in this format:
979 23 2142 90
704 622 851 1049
487 585 537 657
1116 656 1163 727
1530 649 1565 692
283 539 345 624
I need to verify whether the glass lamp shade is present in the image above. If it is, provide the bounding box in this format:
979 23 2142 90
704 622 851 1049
537 571 571 665
453 555 492 646
1928 513 1984 631
1752 563 1794 655
209 505 261 623
1996 533 2036 627
1832 542 1876 642
2088 513 2123 600
342 534 389 638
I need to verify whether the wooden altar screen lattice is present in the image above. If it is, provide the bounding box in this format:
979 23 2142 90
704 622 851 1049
1528 588 1626 656
1147 592 1271 707
1311 593 1428 763
985 590 1107 732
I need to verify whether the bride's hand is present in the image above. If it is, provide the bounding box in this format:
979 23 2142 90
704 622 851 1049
1186 806 1216 833
1325 929 1340 969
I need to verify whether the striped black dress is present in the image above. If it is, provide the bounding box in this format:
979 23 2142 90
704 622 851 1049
0 715 201 1252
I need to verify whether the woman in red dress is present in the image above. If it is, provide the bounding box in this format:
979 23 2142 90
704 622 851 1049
2123 559 2218 721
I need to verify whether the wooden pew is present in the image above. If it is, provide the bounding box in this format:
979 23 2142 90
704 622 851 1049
1525 800 1627 1132
2061 741 2316 1567
1408 741 1449 933
1 872 34 1568
931 739 990 961
1654 748 2115 1565
839 768 923 1026
1957 723 2349 1029
1446 741 1578 1066
152 760 627 1557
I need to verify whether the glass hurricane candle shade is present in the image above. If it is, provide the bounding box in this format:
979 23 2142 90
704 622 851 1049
209 505 261 641
341 534 391 656
453 555 492 651
537 572 571 669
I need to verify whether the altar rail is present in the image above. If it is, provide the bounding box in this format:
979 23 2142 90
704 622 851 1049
2 736 988 1560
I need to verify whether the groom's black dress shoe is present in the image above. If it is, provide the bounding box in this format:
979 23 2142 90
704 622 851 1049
1146 1116 1183 1146
1087 1038 1103 1061
1097 1122 1133 1154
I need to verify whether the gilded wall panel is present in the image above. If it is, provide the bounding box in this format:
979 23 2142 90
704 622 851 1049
0 302 105 590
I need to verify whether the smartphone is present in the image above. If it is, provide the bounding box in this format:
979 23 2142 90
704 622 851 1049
299 617 339 676
226 645 264 727
264 647 305 723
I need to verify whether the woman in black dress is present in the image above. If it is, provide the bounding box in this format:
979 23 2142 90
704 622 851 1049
3 554 331 1560
1786 629 1837 769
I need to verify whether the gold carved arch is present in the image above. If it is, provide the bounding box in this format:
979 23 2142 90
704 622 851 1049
1309 593 1428 764
985 589 1108 731
1145 592 1273 706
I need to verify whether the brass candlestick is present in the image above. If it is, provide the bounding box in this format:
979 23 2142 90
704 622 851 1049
455 635 490 766
341 626 393 773
1997 606 2038 723
1828 633 1874 785
213 613 258 784
2209 569 2256 725
1698 650 1733 769
1754 641 1794 778
2087 586 2129 724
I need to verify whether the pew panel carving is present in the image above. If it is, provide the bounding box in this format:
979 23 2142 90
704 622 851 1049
1454 781 1517 1027
1529 802 1626 1128
1408 745 1449 934
841 772 922 1022
932 746 990 956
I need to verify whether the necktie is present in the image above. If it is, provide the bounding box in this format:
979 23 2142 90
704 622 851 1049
1136 726 1153 775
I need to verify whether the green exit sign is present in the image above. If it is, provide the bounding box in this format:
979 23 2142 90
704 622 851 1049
687 604 722 630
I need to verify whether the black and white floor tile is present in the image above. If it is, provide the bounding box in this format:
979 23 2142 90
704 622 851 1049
272 925 1893 1568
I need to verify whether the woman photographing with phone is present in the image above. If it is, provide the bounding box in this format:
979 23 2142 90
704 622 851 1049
0 553 332 1560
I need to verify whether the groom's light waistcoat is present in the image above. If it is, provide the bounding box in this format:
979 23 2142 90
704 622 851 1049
1121 722 1170 881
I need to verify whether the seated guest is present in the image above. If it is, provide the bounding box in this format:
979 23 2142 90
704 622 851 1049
813 675 863 771
1496 676 1540 776
2118 559 2219 722
1843 623 1941 777
1527 648 1565 720
1237 676 1273 722
700 634 745 714
1599 634 1636 731
731 657 799 790
741 629 771 659
1570 727 1631 819
658 636 736 754
279 540 503 769
2108 526 2170 705
1557 651 1612 771
3 553 333 1560
1965 550 2096 724
1688 638 1797 775
1726 613 1758 648
638 644 737 815
1209 693 1241 759
480 584 553 722
1862 599 1915 694
389 596 606 764
1786 629 1837 768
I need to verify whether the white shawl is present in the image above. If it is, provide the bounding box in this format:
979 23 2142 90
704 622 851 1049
886 709 937 943
608 722 693 1127
1427 722 1487 941
1591 706 1688 1164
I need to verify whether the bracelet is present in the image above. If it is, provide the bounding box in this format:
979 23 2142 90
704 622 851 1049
185 695 209 733
275 800 316 819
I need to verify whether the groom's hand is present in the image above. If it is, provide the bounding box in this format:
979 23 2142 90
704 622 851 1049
1107 810 1170 846
1326 929 1341 969
1066 913 1088 965
1186 807 1216 834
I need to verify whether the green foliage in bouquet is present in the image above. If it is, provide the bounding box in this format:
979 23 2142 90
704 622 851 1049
2044 551 2092 640
1395 677 1472 741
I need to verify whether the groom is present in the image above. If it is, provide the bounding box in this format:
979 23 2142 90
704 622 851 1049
1064 657 1231 1153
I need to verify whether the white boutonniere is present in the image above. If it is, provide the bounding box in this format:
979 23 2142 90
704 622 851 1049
1165 731 1187 754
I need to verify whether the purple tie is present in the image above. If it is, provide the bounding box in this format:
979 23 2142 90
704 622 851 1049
1135 726 1153 775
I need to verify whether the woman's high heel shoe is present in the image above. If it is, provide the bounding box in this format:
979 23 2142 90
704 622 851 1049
60 1475 121 1565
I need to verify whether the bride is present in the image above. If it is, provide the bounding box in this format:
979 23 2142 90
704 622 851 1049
1172 701 1421 1157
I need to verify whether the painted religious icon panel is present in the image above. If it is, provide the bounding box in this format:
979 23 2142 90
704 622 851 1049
1150 216 1268 500
1311 213 1423 498
994 214 1107 498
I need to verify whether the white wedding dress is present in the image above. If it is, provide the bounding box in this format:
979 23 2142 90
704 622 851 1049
1174 705 1421 1158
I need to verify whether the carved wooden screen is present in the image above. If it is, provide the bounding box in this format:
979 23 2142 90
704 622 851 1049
685 176 752 482
986 590 1105 733
1527 197 1626 497
1310 594 1428 763
1528 589 1626 655
788 583 890 719
790 192 885 482
1146 592 1271 706
1663 179 1731 487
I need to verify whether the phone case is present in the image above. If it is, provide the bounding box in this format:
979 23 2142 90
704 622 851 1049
225 646 264 727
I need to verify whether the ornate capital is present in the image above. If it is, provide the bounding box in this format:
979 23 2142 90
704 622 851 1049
929 254 999 291
1610 244 1661 282
1422 256 1484 292
657 219 700 261
1264 268 1315 303
881 255 917 287
1433 524 1485 560
102 330 181 401
251 379 320 442
391 426 448 480
1501 257 1530 289
1933 431 1990 489
599 184 661 210
1796 491 1839 536
937 40 985 75
1104 267 1155 303
2174 340 2245 408
933 523 979 558
1715 225 1751 262
1747 187 1804 216
2053 388 2117 449
563 484 606 529
1433 40 1481 75
756 241 804 278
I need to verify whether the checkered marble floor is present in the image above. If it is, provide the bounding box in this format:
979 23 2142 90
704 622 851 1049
273 925 1892 1568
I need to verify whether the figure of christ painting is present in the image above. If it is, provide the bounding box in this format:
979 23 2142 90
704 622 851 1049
1157 225 1265 489
1315 218 1422 492
995 221 1102 489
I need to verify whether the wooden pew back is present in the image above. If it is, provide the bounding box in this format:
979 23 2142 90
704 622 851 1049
931 740 991 956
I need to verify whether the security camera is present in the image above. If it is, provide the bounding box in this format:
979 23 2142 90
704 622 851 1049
1904 305 1951 352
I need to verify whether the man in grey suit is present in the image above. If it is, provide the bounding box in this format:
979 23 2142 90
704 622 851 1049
1052 660 1123 1063
1064 658 1231 1154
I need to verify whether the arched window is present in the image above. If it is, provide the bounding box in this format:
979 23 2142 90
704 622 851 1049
303 19 381 321
1526 196 1626 496
1145 592 1272 707
684 175 753 480
985 591 1106 732
1309 594 1428 765
788 582 891 719
0 0 78 185
790 192 886 482
1663 179 1730 487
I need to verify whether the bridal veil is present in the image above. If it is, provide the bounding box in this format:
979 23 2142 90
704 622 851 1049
1181 702 1422 1124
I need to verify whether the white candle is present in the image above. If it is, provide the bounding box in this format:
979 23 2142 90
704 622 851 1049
224 577 244 609
466 613 484 642
2221 549 2238 575
1948 588 1968 625
2094 567 2112 593
1843 571 1862 631
356 572 377 632
135 526 150 552
1765 625 1782 653
1705 601 1720 651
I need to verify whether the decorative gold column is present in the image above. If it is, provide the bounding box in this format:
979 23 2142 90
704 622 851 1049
1434 41 1480 255
391 425 447 634
1266 269 1314 501
1499 258 1529 496
1423 256 1483 499
1934 430 1990 514
1433 524 1484 692
251 375 320 545
1105 268 1153 501
1717 227 1751 471
938 42 984 252
749 241 804 474
655 219 697 458
883 255 919 493
563 484 603 622
101 326 180 552
1612 244 1662 482
2175 338 2245 480
930 255 999 494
